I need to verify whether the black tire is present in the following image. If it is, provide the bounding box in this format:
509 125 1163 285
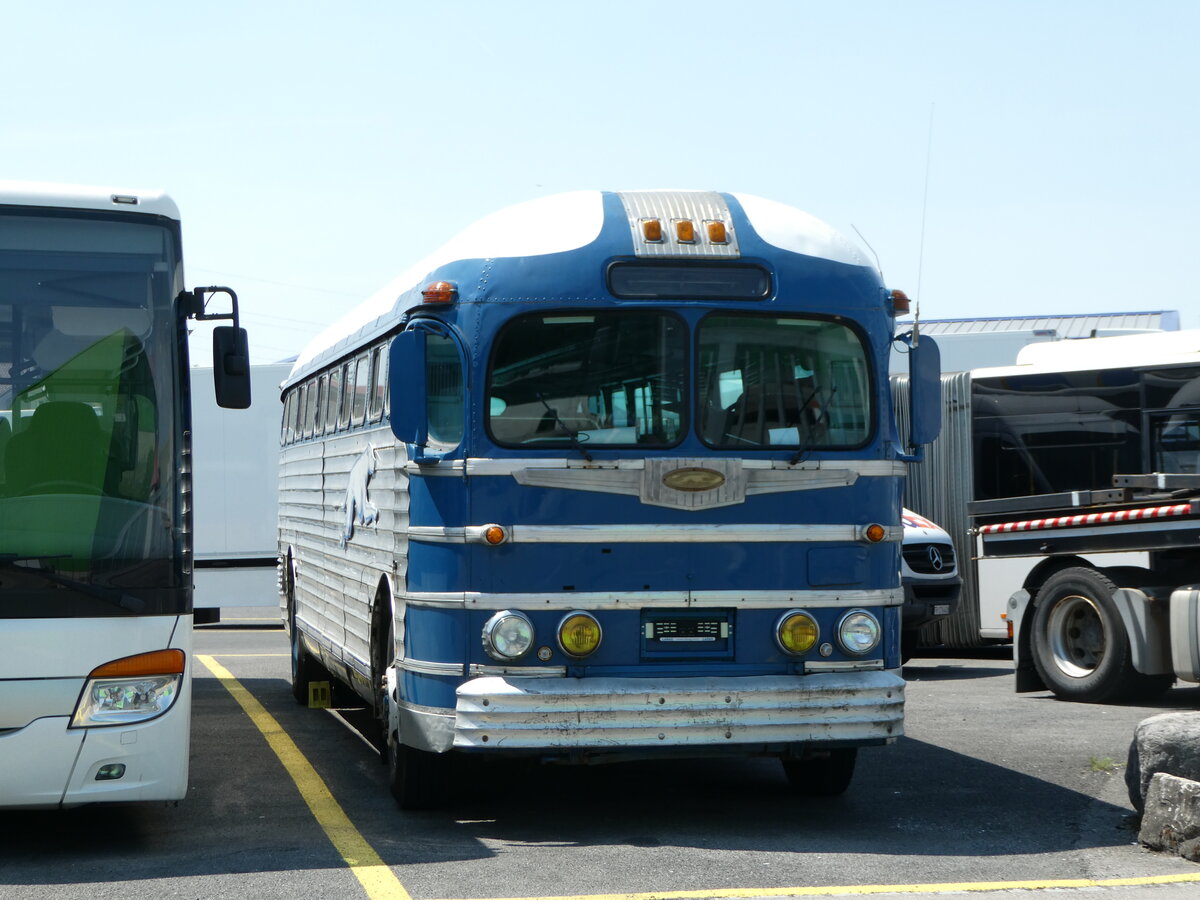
288 586 320 707
781 748 857 796
1031 567 1147 703
386 735 448 810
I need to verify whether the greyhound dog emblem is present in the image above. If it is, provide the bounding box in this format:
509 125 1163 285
341 446 379 545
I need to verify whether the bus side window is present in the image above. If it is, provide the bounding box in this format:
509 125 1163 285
339 362 354 431
327 367 342 432
353 354 369 426
314 375 327 436
369 346 386 423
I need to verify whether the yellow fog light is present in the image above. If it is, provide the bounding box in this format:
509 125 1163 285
776 610 819 655
558 612 602 658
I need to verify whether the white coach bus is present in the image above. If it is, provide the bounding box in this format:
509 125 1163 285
0 181 249 807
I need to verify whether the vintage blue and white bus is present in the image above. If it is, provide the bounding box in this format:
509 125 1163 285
0 181 249 808
278 190 940 807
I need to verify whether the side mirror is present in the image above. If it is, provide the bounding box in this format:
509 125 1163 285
907 335 941 448
389 330 426 446
213 325 252 409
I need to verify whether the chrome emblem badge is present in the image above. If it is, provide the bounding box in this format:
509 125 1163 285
927 545 945 572
662 467 726 493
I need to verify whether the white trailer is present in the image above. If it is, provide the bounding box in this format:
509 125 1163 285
190 364 288 623
896 330 1200 701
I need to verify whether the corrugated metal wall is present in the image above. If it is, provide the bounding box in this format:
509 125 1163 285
893 370 982 646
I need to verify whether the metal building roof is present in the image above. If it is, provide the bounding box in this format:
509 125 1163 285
899 310 1179 338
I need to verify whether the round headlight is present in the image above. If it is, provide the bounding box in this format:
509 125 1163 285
837 609 881 655
558 612 602 658
482 610 534 661
776 611 819 655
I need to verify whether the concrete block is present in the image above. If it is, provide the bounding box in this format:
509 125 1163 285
1139 772 1200 853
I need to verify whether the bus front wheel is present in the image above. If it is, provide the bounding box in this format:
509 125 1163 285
781 747 857 796
289 594 320 707
386 735 447 810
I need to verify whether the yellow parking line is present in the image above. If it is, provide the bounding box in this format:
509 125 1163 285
197 654 412 900
442 871 1200 900
195 660 1200 900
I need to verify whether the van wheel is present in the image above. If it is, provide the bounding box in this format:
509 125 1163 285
781 748 857 796
1031 567 1139 703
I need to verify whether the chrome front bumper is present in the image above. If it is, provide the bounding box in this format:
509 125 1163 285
399 671 904 754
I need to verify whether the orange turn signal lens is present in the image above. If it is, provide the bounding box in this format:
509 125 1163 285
89 649 186 678
421 281 458 304
483 525 507 545
890 289 910 314
706 221 728 243
675 219 696 243
642 219 663 242
863 523 887 543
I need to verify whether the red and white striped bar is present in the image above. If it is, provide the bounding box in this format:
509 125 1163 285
978 503 1196 535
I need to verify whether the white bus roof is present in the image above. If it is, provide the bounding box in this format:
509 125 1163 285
0 180 180 219
288 190 873 386
971 329 1200 379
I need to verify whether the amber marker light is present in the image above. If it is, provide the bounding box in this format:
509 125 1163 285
642 219 663 242
862 523 888 543
675 219 696 243
89 649 186 678
890 289 910 314
421 280 458 304
483 525 508 545
706 221 728 243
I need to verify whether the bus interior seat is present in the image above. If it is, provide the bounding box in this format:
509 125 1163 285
5 401 109 495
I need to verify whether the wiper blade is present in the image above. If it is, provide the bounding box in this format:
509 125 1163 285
536 393 594 462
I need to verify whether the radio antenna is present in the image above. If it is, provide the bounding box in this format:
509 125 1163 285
851 224 883 282
915 103 936 326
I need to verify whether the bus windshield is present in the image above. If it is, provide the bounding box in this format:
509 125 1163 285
487 311 687 448
0 211 183 618
699 314 872 449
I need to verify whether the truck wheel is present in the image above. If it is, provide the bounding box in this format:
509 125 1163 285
781 748 857 796
1030 567 1139 703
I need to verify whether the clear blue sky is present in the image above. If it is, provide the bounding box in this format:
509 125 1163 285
4 2 1197 364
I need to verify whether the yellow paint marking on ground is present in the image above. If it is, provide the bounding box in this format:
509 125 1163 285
440 871 1200 900
197 654 411 900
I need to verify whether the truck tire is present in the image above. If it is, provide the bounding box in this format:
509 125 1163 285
1030 567 1140 703
781 748 857 796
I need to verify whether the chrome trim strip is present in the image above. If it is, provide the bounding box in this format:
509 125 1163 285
467 664 569 677
398 658 466 677
805 660 886 672
451 458 906 478
403 588 904 610
409 523 901 544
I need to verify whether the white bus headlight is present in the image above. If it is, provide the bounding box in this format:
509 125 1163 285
70 649 186 728
482 610 535 661
837 610 881 655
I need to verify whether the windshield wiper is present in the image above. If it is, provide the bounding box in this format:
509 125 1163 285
536 393 594 462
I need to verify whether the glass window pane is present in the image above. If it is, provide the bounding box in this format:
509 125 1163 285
352 355 369 425
427 334 463 447
487 312 686 448
338 362 353 429
368 347 385 422
698 315 870 449
326 367 342 432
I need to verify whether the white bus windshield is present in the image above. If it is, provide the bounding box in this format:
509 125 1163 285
0 211 183 618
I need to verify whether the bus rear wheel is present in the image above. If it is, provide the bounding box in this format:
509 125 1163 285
781 748 857 796
288 593 320 707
